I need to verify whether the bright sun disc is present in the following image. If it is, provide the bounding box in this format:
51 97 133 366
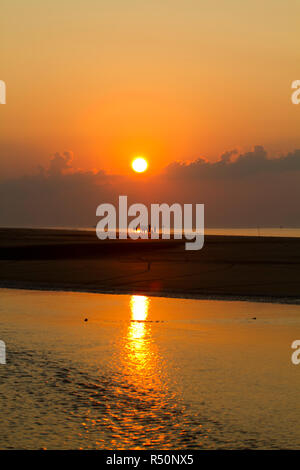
132 157 148 173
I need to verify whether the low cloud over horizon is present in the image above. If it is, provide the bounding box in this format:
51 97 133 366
1 146 300 228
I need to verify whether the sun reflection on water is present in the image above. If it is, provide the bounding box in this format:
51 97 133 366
126 295 155 373
67 294 186 449
129 295 149 344
130 295 149 321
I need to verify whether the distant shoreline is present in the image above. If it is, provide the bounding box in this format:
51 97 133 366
0 227 300 303
1 225 300 238
0 281 299 305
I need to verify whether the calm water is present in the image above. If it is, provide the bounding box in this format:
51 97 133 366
205 227 300 238
0 289 300 449
7 226 300 238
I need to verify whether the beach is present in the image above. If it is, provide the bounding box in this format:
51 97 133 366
1 229 300 449
0 227 300 302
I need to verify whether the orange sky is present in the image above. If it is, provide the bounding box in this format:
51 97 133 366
1 0 300 177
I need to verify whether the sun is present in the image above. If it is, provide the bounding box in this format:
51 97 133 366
131 157 148 173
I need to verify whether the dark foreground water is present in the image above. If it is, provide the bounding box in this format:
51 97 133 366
0 289 300 449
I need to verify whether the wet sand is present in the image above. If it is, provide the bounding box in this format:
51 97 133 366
0 227 300 302
0 288 300 449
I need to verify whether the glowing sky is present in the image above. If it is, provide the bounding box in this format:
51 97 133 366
1 0 300 177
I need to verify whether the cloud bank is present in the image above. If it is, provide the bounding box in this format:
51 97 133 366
0 147 300 228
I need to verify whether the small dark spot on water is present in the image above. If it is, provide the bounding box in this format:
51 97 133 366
130 320 164 323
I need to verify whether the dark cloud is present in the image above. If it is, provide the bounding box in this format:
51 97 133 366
164 146 300 179
0 153 114 227
45 151 74 176
0 146 300 228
